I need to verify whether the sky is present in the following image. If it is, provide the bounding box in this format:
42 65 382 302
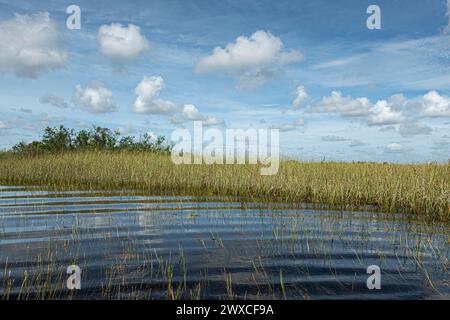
0 0 449 162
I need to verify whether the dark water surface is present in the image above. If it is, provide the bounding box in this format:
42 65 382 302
0 186 448 300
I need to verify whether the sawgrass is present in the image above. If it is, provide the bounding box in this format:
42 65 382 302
0 151 448 221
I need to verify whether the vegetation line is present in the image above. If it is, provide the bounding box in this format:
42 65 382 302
0 126 449 222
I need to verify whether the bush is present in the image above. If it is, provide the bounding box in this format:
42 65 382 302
11 125 172 155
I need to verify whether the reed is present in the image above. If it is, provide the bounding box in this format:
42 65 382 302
0 151 448 221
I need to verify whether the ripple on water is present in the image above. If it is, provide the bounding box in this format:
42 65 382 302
0 186 448 300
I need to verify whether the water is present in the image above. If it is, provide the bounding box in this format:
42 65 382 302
0 186 448 300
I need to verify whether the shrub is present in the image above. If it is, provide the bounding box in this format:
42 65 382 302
11 125 172 155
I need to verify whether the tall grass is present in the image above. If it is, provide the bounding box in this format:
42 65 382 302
0 151 448 221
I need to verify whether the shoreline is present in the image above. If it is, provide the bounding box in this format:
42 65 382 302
0 151 449 222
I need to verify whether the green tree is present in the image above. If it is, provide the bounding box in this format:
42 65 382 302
41 125 73 151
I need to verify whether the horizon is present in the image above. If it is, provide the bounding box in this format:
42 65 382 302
1 123 449 164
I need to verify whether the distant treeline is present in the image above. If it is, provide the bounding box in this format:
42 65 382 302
11 125 172 155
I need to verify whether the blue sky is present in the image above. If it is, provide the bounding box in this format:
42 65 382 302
0 0 449 162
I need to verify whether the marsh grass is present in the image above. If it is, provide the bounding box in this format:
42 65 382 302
0 151 448 221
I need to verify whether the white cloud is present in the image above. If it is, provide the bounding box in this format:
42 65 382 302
292 86 308 109
420 90 450 117
171 104 225 126
132 76 178 114
98 23 149 64
196 30 302 88
132 76 224 126
73 83 117 113
367 100 403 125
385 142 413 153
309 90 450 129
197 30 285 71
40 94 69 109
181 104 205 121
311 91 371 117
0 12 67 78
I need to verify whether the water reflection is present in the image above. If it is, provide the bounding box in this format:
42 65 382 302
0 186 448 299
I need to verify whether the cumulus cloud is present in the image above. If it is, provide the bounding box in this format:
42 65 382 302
196 30 302 88
132 76 224 126
171 104 225 126
420 90 450 117
292 86 308 109
385 142 413 153
311 91 371 117
98 23 149 65
40 94 69 109
181 104 205 121
0 12 67 78
309 90 450 131
73 83 117 113
367 100 403 125
132 76 178 114
181 104 224 126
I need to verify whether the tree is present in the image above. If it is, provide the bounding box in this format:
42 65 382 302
41 125 73 151
74 130 90 149
10 125 172 155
